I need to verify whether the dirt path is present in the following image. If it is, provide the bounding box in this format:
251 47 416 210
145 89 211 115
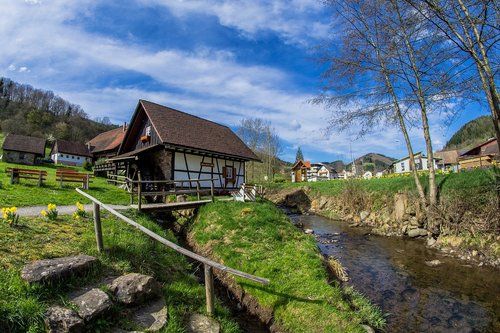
16 204 130 217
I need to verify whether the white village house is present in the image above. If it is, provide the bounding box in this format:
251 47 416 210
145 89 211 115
391 152 440 174
50 140 92 167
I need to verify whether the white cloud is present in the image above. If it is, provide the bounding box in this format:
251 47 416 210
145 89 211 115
0 0 442 162
138 0 330 45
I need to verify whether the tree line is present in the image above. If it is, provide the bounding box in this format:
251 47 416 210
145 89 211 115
0 77 117 143
315 0 498 227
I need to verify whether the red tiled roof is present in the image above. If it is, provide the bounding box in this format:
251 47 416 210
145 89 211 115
124 100 260 161
2 134 46 155
87 126 126 153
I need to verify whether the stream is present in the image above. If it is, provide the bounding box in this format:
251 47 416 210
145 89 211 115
289 213 500 333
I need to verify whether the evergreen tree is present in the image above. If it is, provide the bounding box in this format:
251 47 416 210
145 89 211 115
295 147 304 162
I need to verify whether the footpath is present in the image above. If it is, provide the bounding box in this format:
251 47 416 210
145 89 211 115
16 204 129 217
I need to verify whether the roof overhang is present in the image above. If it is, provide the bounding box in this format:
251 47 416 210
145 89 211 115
164 143 262 162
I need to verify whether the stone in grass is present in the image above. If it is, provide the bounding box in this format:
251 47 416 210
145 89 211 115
70 288 112 322
21 255 97 284
109 273 161 306
45 306 84 333
187 314 220 333
128 296 168 331
407 228 428 238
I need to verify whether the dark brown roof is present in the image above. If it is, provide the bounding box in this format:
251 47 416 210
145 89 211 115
124 100 260 161
2 134 46 155
53 140 92 157
87 126 126 153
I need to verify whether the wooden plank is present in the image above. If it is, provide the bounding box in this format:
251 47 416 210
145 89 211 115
75 188 269 285
130 200 212 212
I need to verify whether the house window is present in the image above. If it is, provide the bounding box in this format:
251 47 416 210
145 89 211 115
400 162 405 172
66 155 69 158
145 126 151 136
72 156 75 159
223 166 236 182
77 157 80 160
19 153 25 160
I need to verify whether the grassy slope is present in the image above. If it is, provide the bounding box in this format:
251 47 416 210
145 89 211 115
190 200 385 333
0 211 240 333
268 169 496 199
0 161 130 207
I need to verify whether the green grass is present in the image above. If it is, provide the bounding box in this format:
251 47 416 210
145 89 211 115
0 161 130 207
0 211 241 333
190 200 385 332
268 169 497 199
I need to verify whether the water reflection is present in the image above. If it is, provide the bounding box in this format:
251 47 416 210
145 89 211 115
291 214 499 333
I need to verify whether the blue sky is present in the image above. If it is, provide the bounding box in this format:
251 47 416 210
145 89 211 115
0 0 492 163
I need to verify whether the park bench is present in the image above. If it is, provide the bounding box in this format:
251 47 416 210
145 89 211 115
6 167 47 186
56 169 94 189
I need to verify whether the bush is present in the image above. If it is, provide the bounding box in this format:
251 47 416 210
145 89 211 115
82 159 93 171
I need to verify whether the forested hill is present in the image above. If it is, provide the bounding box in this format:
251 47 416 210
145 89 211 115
445 116 495 150
0 77 117 143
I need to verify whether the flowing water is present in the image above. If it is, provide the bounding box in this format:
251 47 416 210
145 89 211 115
290 213 500 333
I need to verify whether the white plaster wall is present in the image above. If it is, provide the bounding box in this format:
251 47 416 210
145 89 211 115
174 152 244 188
51 153 89 167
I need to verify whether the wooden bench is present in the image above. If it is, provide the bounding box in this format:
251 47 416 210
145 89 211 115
56 169 94 189
6 167 47 186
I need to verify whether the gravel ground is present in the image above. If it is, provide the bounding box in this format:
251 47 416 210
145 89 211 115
16 204 130 217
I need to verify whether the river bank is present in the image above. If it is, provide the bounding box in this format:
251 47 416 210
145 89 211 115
288 212 500 333
265 175 499 267
176 200 386 333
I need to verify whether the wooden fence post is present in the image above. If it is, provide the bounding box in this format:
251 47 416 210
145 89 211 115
93 202 103 253
204 264 215 316
137 172 142 211
210 179 215 202
196 181 201 200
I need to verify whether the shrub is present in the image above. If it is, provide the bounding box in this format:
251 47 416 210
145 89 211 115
82 159 93 171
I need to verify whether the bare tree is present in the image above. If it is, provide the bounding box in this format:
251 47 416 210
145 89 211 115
407 0 500 151
237 118 282 183
315 0 428 206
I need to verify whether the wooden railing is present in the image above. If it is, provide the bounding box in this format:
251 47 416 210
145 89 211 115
76 188 269 315
127 175 216 210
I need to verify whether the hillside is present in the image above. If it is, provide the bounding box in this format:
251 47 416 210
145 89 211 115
445 115 495 149
341 153 395 174
0 77 117 143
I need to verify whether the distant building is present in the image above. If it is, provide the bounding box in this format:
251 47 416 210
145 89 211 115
50 140 92 166
292 161 338 182
391 152 440 174
1 134 46 165
87 124 127 161
434 149 460 172
458 138 499 170
291 160 311 182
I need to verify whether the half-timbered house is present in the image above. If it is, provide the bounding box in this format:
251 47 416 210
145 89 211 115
110 100 260 190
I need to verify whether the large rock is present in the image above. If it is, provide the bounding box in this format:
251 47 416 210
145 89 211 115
70 288 112 322
408 228 428 238
21 255 97 284
394 193 407 221
128 297 168 331
359 210 370 222
109 273 161 305
45 306 84 333
187 314 220 333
